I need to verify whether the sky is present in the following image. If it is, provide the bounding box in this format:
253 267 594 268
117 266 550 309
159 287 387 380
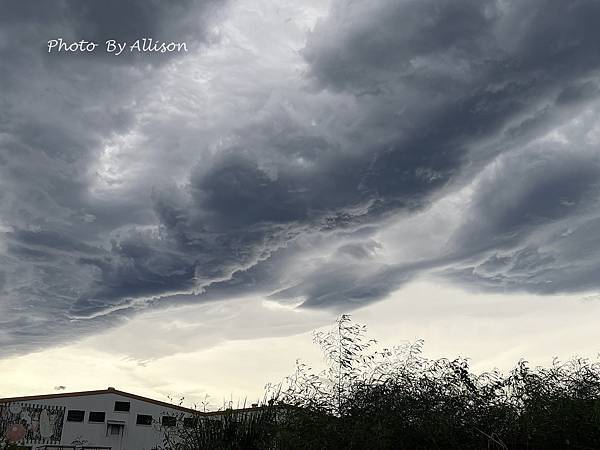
1 0 600 408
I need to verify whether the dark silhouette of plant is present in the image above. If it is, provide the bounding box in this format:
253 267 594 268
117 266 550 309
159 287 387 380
165 316 600 449
160 398 280 450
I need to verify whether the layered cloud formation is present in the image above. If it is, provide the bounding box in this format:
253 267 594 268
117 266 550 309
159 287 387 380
1 0 600 355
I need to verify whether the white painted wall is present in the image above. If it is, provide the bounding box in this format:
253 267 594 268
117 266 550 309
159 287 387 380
6 392 196 450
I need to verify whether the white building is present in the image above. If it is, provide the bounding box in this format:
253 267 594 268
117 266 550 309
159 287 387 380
0 387 211 450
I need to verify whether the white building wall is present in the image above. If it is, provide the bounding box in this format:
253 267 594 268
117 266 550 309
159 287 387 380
4 392 196 450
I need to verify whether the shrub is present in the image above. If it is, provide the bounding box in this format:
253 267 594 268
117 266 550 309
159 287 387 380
166 315 600 449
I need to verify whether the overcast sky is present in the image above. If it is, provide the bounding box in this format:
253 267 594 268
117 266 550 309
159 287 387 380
1 0 600 406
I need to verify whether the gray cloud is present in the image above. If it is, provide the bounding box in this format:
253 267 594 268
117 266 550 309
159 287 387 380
441 145 600 294
2 0 600 356
451 145 600 256
0 0 228 354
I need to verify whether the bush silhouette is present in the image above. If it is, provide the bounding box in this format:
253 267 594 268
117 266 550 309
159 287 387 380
166 315 600 449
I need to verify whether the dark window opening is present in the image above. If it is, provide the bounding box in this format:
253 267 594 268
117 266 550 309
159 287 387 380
114 401 130 412
67 410 85 422
89 411 106 423
183 417 198 428
107 423 124 436
136 414 153 425
162 416 177 427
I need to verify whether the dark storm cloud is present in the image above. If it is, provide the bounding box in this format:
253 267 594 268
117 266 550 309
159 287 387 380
304 0 496 93
2 0 600 356
451 146 600 256
260 0 600 306
440 144 600 294
0 0 227 355
65 0 221 44
305 0 600 94
177 0 600 307
267 256 436 310
443 220 600 295
1 0 223 64
304 0 600 198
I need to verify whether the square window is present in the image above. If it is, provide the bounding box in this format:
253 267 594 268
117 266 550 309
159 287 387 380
114 401 130 412
161 416 177 427
107 423 124 436
136 414 153 425
67 410 85 422
89 411 106 423
183 417 198 428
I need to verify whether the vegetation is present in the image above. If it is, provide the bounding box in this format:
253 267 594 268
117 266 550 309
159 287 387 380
161 401 279 450
164 315 600 449
0 441 29 450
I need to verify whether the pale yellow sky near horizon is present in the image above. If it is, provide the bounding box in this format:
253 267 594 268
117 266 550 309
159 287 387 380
2 278 599 411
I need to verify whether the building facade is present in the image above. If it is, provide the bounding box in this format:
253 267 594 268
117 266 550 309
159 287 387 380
0 388 203 450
